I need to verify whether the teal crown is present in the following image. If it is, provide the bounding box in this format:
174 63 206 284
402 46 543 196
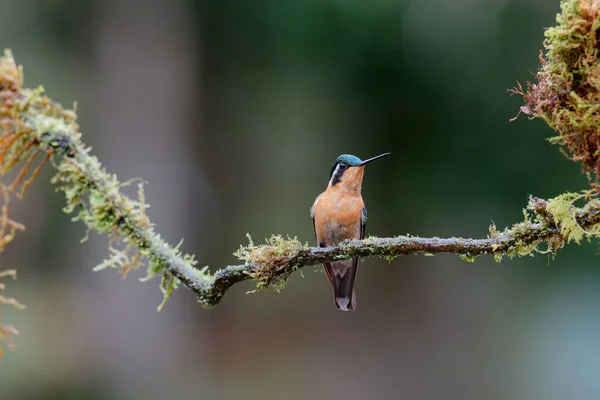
329 154 362 178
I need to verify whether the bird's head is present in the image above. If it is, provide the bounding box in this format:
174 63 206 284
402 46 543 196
328 153 391 188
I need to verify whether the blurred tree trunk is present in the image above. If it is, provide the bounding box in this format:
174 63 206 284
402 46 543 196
73 0 214 397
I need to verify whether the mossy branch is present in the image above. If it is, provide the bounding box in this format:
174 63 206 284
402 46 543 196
0 0 598 324
2 45 576 311
223 193 600 293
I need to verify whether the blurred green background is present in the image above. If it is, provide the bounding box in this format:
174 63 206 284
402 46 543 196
1 0 600 399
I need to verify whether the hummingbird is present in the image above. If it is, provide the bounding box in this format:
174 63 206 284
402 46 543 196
310 153 391 311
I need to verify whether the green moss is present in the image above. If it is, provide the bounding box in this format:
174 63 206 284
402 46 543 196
513 0 600 190
546 192 586 243
157 271 180 312
459 254 477 263
234 234 306 291
488 222 499 238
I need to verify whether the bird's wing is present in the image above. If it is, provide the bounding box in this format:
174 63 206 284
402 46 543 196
310 193 322 242
360 206 367 240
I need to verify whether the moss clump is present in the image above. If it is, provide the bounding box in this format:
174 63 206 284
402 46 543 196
0 50 23 91
546 192 587 243
512 0 600 189
490 196 569 261
459 253 477 263
234 234 306 291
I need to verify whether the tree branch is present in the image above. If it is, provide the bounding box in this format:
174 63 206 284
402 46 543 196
0 47 598 309
202 195 600 305
0 0 599 312
104 187 600 308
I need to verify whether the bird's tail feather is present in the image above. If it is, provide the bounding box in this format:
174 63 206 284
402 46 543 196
323 258 359 311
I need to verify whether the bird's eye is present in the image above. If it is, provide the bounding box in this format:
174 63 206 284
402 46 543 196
338 163 347 170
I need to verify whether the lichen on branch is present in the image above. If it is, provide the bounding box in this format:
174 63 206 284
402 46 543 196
0 49 205 311
231 194 600 292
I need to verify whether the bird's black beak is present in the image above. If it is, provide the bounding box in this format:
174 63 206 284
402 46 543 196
358 152 391 166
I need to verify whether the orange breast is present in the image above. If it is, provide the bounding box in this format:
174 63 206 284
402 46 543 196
313 190 364 246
